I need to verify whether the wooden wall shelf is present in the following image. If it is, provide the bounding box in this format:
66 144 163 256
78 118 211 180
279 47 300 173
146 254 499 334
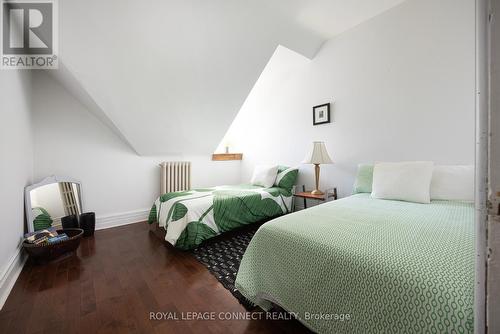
212 153 243 161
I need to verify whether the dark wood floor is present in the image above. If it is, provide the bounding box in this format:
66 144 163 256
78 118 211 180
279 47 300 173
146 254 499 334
0 222 309 334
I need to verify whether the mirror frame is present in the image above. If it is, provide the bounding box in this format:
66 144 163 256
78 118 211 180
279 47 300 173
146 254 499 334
25 175 84 233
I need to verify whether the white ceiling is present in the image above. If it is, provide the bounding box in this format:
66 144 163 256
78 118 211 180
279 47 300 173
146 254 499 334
266 0 407 38
55 0 407 155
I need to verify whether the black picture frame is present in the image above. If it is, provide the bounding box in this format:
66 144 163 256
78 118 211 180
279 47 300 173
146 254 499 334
313 103 330 125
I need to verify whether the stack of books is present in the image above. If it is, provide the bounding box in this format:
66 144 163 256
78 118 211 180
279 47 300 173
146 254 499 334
24 228 70 246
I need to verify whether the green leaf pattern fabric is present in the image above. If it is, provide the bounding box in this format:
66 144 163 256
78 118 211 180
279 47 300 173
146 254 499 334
148 185 293 249
32 207 53 231
171 203 188 221
175 221 218 250
213 190 283 233
274 165 299 192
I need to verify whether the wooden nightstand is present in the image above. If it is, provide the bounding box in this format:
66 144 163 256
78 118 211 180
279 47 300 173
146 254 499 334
293 186 337 211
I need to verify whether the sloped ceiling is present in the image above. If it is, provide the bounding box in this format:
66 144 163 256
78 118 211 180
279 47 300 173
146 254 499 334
56 0 406 155
265 0 408 39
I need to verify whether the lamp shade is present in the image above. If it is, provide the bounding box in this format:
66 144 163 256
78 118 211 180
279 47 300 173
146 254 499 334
302 141 333 164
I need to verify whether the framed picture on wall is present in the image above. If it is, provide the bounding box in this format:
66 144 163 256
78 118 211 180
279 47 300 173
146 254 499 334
313 103 330 125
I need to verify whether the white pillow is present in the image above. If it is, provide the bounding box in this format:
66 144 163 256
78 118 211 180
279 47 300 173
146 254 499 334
371 161 434 204
250 165 278 188
430 165 474 201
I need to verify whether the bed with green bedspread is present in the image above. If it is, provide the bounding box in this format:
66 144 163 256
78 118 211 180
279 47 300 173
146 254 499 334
148 184 294 250
235 193 474 333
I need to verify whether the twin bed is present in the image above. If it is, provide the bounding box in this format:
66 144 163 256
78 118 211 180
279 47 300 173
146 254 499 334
148 163 474 333
148 166 298 249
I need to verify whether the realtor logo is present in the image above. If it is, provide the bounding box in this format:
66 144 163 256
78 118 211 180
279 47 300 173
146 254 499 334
1 0 58 69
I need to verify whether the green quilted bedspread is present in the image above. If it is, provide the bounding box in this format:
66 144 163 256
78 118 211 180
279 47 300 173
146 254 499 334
235 193 474 333
148 184 293 250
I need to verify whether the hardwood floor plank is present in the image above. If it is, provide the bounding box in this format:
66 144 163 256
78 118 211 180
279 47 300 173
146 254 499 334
0 222 309 333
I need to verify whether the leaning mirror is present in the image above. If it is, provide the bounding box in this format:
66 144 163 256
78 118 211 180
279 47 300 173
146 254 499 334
25 176 84 233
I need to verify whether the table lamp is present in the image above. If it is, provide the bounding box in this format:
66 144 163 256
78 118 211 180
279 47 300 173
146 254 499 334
302 141 333 195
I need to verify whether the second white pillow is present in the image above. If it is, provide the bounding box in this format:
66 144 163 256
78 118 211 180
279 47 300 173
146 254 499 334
251 165 278 188
371 161 434 204
430 165 474 201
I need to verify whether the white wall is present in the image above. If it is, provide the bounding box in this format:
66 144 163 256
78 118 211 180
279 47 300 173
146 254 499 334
58 0 325 156
222 0 476 197
0 70 33 302
56 0 410 157
31 72 241 222
30 0 476 218
30 183 66 219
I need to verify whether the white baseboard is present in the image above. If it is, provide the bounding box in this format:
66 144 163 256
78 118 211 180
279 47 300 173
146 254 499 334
0 209 149 310
95 209 150 231
0 247 27 310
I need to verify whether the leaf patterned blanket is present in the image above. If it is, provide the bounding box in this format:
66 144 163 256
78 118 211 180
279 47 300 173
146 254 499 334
148 184 294 250
235 193 474 333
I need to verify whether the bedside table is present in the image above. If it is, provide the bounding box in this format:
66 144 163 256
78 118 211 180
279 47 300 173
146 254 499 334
293 186 337 211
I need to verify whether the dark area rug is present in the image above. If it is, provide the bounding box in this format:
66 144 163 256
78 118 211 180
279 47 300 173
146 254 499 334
190 224 261 309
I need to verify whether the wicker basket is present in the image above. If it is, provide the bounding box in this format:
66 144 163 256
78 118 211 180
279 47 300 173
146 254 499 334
23 228 84 263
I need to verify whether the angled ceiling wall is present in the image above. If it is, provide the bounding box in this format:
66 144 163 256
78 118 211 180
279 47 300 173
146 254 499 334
55 0 407 155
